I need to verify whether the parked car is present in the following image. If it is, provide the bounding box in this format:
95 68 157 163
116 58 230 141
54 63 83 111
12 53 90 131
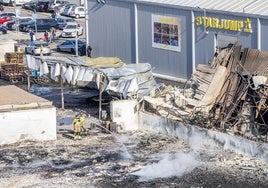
69 6 85 18
25 41 51 55
56 17 76 29
36 1 50 12
22 0 36 10
19 18 59 32
2 0 32 6
59 3 74 14
61 4 76 16
0 26 7 34
0 12 16 17
0 16 13 25
48 0 69 12
56 39 86 56
3 17 32 30
61 22 83 37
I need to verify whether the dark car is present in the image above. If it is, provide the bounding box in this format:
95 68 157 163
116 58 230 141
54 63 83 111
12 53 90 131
19 18 59 32
0 12 16 17
56 39 86 56
36 1 50 12
0 26 7 35
56 17 76 29
22 1 36 10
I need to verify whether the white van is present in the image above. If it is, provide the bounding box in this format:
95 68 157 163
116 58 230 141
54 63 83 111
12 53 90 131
69 6 85 18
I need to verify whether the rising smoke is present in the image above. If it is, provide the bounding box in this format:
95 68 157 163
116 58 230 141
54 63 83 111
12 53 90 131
131 151 200 181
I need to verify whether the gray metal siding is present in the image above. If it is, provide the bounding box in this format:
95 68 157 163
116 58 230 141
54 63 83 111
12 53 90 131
137 5 192 79
88 0 135 63
195 12 258 66
261 19 268 51
86 0 263 80
135 0 268 16
195 27 215 66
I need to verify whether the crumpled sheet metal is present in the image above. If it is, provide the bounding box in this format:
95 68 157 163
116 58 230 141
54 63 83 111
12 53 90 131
100 63 160 99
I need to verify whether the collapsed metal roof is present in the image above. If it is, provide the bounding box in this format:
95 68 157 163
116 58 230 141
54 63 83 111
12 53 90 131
134 0 268 16
142 43 268 142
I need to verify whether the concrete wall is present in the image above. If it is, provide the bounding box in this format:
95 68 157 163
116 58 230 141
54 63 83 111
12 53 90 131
0 107 57 145
138 111 268 162
110 99 138 130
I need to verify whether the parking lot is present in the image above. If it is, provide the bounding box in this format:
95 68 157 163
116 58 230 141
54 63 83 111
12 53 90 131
0 4 86 56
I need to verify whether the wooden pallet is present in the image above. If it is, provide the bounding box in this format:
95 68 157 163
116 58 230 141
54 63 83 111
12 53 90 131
1 74 23 83
5 52 24 64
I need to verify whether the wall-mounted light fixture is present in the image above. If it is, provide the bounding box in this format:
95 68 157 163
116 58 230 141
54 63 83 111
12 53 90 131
96 0 106 4
203 8 209 34
197 6 209 34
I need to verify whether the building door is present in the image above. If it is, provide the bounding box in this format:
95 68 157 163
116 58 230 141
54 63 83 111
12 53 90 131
216 34 238 49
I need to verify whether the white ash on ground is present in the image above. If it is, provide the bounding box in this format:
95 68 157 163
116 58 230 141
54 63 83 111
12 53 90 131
0 111 267 188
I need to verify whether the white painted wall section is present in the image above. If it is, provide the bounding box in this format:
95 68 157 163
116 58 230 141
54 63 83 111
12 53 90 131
0 39 17 61
138 111 268 162
0 107 57 145
110 100 138 130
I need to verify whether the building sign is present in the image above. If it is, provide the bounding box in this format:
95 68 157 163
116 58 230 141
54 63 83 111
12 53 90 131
195 16 252 33
152 15 181 52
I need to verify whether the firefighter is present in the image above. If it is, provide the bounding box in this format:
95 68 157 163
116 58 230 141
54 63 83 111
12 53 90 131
79 114 87 135
73 115 82 140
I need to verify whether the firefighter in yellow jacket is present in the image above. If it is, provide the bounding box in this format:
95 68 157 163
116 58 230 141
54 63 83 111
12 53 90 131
73 115 82 140
79 114 87 135
73 113 87 140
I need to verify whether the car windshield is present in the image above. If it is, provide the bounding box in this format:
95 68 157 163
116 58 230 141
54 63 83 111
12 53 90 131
66 19 75 23
65 25 76 29
32 42 49 47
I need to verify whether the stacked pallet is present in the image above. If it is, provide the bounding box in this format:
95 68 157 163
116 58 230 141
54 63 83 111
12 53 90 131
5 52 24 64
0 52 26 83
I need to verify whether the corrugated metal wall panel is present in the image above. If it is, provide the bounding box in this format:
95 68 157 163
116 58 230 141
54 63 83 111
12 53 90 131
137 0 268 16
88 0 135 63
137 4 191 78
261 19 268 51
87 0 263 79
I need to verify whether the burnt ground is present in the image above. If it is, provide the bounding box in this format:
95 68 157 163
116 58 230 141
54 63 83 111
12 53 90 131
0 83 267 188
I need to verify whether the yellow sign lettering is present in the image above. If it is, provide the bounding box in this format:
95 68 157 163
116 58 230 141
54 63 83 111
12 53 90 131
196 17 202 26
195 16 252 33
237 21 243 31
212 18 219 28
229 20 237 31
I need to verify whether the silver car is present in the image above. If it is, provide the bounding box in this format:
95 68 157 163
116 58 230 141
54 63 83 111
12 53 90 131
25 41 51 56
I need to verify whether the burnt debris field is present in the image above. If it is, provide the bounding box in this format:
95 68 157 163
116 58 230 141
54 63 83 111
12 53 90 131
0 85 267 188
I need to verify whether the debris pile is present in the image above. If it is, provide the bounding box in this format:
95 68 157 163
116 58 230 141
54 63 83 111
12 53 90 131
28 55 162 100
0 52 27 83
142 44 268 142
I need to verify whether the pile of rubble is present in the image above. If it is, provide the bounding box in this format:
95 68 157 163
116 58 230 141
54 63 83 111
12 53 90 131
142 44 268 142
